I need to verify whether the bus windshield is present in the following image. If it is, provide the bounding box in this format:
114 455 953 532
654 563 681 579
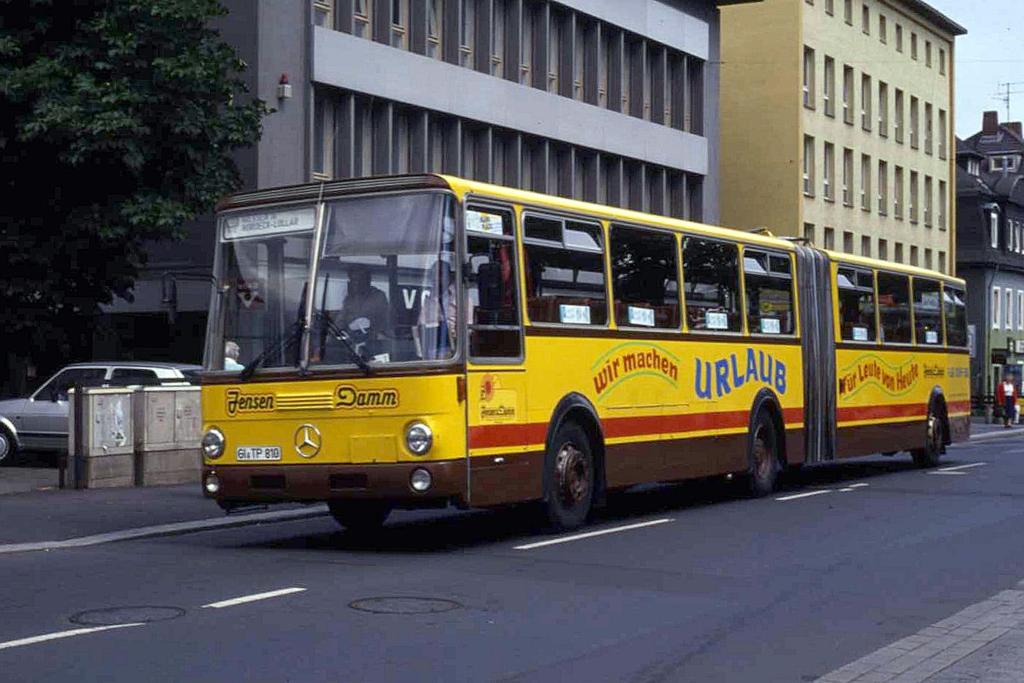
311 192 457 366
208 191 457 373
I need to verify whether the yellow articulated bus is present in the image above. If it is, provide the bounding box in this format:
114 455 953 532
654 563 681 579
199 174 970 531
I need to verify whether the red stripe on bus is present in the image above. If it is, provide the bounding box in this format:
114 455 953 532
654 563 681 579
469 406 806 449
836 403 924 422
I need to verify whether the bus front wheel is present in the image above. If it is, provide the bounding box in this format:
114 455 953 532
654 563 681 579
911 406 944 468
542 421 595 531
328 500 391 533
747 411 780 497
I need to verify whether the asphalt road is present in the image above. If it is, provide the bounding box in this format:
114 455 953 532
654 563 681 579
3 437 1024 682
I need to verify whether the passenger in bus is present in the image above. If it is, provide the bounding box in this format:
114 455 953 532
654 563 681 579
414 260 456 360
223 341 243 371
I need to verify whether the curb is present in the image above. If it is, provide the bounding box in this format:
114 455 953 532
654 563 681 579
0 504 329 556
968 428 1024 443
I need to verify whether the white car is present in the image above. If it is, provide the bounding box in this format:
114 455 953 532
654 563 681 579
0 362 200 463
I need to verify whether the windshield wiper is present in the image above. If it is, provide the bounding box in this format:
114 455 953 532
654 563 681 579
316 310 372 375
239 321 303 381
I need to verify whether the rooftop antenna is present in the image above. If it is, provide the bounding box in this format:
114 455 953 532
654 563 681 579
993 81 1024 122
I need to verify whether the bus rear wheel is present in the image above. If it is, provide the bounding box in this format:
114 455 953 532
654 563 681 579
747 411 780 497
911 407 944 468
328 500 391 533
542 422 595 531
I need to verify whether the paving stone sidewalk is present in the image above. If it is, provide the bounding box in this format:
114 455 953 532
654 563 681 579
817 581 1024 682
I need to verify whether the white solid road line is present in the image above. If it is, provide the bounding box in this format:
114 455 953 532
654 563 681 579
0 623 144 652
848 483 870 488
202 587 307 609
513 518 673 551
936 462 987 472
775 490 833 502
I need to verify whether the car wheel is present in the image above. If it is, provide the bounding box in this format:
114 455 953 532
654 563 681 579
542 421 595 532
328 500 391 533
0 428 15 466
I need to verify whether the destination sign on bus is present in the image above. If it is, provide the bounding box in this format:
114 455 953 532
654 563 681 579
222 206 317 240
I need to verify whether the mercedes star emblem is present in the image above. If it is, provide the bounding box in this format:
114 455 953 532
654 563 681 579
293 424 322 458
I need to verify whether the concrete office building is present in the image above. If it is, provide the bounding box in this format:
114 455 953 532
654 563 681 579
719 0 964 273
88 0 749 367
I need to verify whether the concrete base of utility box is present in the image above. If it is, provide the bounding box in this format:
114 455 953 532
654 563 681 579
135 449 201 486
83 454 135 489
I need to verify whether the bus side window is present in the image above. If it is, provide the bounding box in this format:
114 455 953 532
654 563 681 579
466 206 521 360
877 272 912 344
837 267 876 342
681 236 742 333
944 285 968 347
744 249 795 335
523 215 608 326
610 225 680 329
912 277 943 345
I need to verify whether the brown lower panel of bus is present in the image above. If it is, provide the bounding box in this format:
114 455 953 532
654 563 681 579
835 420 922 458
206 460 468 507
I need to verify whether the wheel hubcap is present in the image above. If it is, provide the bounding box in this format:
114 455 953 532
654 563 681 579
753 430 773 480
0 434 9 461
555 442 590 508
927 415 942 453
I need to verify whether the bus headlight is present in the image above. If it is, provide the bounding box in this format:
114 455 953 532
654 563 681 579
410 468 432 492
204 472 221 494
405 422 433 455
202 428 225 459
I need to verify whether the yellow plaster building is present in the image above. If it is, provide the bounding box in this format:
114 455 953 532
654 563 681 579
720 0 965 273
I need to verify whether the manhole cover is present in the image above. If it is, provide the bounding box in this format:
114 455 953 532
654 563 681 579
349 597 461 615
70 606 186 626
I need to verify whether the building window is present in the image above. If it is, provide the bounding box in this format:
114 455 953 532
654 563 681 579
598 30 609 107
878 160 888 215
910 96 919 148
824 141 835 200
824 56 835 117
1007 289 1014 330
924 175 933 226
354 0 371 38
860 153 871 211
910 170 919 223
895 24 903 52
939 48 946 75
491 0 505 77
925 248 932 270
861 235 871 256
861 3 869 34
843 147 854 206
939 180 947 229
547 11 561 93
894 89 904 143
878 238 888 261
1018 291 1024 331
803 46 816 109
910 245 918 267
804 223 815 243
878 81 888 137
911 32 918 60
844 0 852 25
993 286 1001 330
992 211 1000 248
926 40 932 68
803 135 815 197
842 65 854 125
390 0 409 48
894 165 904 218
925 102 933 155
519 4 532 84
894 242 903 264
843 231 854 254
427 0 443 59
312 93 334 179
879 14 887 43
825 0 834 15
824 227 835 250
938 251 945 273
968 159 981 176
460 0 475 67
314 0 333 28
861 74 872 131
938 110 947 159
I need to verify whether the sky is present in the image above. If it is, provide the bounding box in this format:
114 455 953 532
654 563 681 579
926 0 1024 137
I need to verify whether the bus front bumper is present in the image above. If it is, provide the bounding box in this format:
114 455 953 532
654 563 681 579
203 460 468 508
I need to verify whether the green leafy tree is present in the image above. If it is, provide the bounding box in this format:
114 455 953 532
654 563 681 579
0 0 265 375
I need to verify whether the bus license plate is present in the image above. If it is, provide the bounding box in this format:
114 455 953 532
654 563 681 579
236 446 282 462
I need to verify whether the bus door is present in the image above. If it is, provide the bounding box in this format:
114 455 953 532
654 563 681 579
795 246 836 463
462 203 533 506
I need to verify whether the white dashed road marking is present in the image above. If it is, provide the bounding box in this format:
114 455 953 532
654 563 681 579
936 462 987 472
514 518 673 550
202 587 307 609
0 623 144 652
775 490 834 502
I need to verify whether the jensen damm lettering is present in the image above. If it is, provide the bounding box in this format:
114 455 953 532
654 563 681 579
334 385 400 409
225 389 275 416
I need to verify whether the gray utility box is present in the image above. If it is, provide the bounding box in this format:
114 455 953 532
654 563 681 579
69 387 136 488
133 386 201 486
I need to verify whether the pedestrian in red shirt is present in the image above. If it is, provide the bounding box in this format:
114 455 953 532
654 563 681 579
996 371 1019 428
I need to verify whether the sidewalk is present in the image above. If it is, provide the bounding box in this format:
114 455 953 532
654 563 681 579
968 416 1024 442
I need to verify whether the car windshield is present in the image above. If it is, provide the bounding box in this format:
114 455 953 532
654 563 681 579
310 192 457 366
209 204 316 372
